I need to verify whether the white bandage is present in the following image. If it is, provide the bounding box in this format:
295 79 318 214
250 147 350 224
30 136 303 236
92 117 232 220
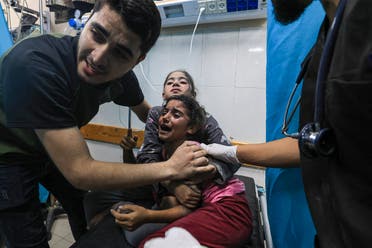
143 227 202 248
200 143 240 164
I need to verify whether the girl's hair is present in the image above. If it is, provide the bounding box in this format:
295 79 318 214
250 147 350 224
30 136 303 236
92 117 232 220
163 70 197 98
163 95 206 141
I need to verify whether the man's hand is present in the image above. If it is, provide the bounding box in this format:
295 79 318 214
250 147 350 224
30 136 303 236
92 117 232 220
200 143 240 164
111 204 147 231
119 133 138 150
183 162 217 185
167 141 214 180
120 130 138 163
172 182 201 209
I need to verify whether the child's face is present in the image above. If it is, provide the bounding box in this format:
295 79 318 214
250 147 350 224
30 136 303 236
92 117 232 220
162 71 192 100
158 100 194 143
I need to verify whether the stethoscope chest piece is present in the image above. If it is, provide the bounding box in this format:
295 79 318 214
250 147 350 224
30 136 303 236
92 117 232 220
298 123 336 158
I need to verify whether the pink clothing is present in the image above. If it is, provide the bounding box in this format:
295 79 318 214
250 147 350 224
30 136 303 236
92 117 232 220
140 193 252 248
147 148 252 247
203 177 245 204
140 177 252 248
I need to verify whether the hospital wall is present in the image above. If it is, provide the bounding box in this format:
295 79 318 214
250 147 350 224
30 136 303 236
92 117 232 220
1 3 267 163
88 19 267 163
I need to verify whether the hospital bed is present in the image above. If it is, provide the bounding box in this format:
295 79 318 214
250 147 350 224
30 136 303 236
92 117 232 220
236 174 272 248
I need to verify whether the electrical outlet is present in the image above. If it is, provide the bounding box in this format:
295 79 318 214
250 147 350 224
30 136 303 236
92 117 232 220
206 0 217 14
216 0 227 13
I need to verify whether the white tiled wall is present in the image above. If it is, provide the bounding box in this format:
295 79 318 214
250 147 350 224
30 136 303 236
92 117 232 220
2 2 267 144
90 19 267 148
88 19 267 186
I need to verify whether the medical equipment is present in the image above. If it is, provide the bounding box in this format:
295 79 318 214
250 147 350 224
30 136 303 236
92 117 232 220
46 0 74 11
72 0 95 12
68 9 89 30
156 0 266 28
46 0 94 12
281 0 347 158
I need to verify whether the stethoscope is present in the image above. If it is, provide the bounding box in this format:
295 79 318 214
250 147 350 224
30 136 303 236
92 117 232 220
281 0 347 158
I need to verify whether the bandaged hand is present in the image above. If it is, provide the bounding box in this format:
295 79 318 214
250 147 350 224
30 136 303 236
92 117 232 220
200 143 240 164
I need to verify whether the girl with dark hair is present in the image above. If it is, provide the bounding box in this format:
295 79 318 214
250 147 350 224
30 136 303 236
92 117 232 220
80 70 242 247
112 95 252 248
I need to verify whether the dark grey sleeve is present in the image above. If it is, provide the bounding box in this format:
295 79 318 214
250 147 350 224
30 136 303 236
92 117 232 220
205 113 231 145
136 106 163 163
209 157 241 184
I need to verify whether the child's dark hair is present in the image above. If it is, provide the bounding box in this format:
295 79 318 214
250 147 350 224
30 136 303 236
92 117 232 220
163 95 206 140
93 0 161 56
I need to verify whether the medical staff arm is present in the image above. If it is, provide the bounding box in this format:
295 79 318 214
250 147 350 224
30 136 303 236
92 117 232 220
202 137 300 168
35 127 213 190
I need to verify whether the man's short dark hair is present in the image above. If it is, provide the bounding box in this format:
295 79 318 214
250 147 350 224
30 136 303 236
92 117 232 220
93 0 161 56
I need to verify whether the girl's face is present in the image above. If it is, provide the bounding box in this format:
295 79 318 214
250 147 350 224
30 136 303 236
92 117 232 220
158 99 195 143
162 71 192 100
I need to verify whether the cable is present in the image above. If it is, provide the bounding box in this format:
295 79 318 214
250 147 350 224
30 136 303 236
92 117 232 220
15 0 25 41
139 62 160 93
118 105 128 127
3 0 12 31
137 7 205 94
189 7 205 55
38 0 43 34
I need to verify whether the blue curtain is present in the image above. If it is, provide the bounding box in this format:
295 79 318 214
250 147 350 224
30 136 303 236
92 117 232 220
0 3 12 55
266 1 324 247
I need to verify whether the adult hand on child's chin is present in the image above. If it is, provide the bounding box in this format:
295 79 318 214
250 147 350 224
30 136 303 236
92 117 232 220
167 141 214 180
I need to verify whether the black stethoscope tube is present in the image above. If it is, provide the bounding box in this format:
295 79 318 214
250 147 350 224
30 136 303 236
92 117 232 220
282 0 347 138
314 0 347 125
